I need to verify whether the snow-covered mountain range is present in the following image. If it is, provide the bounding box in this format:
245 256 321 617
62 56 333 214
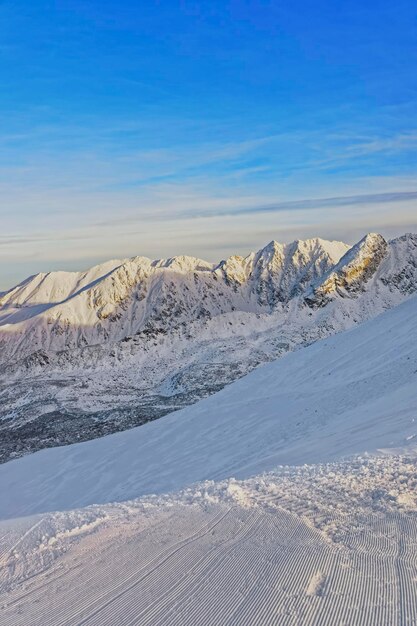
1 231 416 462
0 236 350 360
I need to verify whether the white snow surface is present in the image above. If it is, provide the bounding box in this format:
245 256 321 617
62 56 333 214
2 452 417 626
1 291 416 520
2 453 417 626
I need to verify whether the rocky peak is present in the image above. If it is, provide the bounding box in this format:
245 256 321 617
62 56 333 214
380 233 417 295
217 255 249 287
250 237 349 306
305 233 388 307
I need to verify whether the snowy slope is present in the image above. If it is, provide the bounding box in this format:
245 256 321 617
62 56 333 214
0 259 122 326
1 270 417 625
2 456 417 626
1 291 416 520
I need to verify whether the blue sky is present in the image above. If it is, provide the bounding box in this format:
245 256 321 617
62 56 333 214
1 1 416 289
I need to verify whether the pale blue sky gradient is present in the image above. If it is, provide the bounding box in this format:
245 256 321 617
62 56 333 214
0 1 416 289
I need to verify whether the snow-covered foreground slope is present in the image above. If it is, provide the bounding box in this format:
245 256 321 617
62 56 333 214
2 455 417 626
1 232 417 463
1 293 417 625
1 291 416 520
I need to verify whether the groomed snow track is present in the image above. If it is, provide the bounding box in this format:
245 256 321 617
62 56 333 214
2 454 417 626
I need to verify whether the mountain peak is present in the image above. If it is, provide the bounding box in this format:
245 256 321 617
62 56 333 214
305 232 388 307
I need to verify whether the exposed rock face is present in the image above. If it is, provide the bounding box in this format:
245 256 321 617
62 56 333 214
249 238 350 306
380 233 417 295
305 234 388 307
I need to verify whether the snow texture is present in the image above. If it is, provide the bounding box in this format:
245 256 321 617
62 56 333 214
1 454 417 625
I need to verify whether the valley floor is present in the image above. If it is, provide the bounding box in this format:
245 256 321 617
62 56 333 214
1 453 417 626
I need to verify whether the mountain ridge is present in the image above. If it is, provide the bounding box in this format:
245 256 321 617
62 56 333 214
0 231 416 464
0 236 350 362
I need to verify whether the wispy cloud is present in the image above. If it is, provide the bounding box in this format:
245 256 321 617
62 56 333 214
169 190 417 220
1 118 417 288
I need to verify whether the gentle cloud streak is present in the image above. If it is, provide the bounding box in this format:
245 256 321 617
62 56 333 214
1 183 416 291
1 124 417 290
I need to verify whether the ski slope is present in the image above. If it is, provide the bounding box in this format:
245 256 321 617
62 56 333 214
1 455 417 625
1 293 417 625
1 291 416 520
